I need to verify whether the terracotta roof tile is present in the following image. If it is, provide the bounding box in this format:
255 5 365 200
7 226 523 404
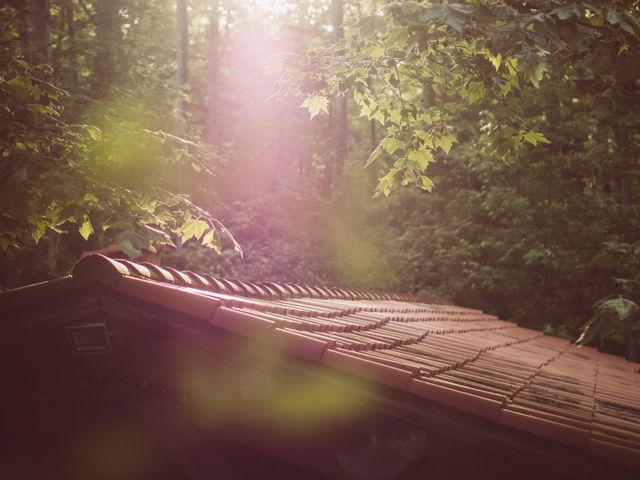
322 348 415 390
209 306 274 339
4 253 638 472
115 276 221 321
269 328 332 362
409 378 504 421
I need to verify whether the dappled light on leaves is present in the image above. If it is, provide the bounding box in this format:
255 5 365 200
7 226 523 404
1 0 639 358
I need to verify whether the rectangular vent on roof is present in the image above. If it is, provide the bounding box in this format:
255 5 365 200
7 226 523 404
66 323 112 355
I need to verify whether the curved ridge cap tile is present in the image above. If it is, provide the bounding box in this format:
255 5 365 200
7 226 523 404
202 275 231 293
224 279 249 295
238 281 261 297
279 283 299 297
161 266 193 286
258 283 281 298
259 282 287 296
285 285 305 297
246 282 271 298
293 284 315 298
116 259 154 279
215 278 245 295
333 288 353 300
72 254 130 284
261 282 291 297
302 285 322 298
313 286 334 299
183 271 212 288
237 279 261 296
139 262 177 283
282 283 303 297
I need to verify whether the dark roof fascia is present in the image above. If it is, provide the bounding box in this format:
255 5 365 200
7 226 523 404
351 375 636 480
0 277 75 317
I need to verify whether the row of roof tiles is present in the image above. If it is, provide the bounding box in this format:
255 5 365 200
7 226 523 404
3 254 639 471
100 257 446 304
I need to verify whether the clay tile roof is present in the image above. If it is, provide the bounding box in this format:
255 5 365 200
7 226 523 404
2 253 639 472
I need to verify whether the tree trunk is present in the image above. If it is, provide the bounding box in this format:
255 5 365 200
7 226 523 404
327 0 348 193
614 121 635 362
614 124 632 206
29 0 50 65
64 0 78 87
16 4 31 61
51 0 67 82
95 0 120 94
176 0 189 120
205 0 220 143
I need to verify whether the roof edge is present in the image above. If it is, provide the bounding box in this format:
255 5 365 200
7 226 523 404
68 254 449 305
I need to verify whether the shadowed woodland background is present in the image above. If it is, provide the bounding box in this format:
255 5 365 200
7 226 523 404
1 0 639 358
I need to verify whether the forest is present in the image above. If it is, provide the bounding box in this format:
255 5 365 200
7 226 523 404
0 0 639 360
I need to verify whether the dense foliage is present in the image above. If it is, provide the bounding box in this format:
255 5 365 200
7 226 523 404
1 1 638 358
0 0 236 271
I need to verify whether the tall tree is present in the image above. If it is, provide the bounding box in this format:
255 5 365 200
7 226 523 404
63 0 77 87
326 0 347 194
95 0 120 94
29 0 50 64
176 0 189 119
205 0 220 142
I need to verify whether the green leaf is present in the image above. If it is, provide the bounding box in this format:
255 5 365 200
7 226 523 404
375 169 399 197
79 217 94 241
388 108 402 125
577 298 639 346
434 133 457 154
386 27 409 48
365 144 384 167
32 222 46 244
363 44 385 59
202 228 221 254
119 239 142 259
82 193 99 204
359 15 387 37
529 61 548 89
462 81 485 103
179 219 209 242
408 149 433 170
489 54 502 72
418 175 435 192
414 130 434 148
589 13 604 26
444 7 467 32
606 298 639 320
82 125 103 141
301 95 330 119
381 137 406 155
522 131 551 146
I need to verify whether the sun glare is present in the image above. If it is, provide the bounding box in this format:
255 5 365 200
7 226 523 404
247 0 298 19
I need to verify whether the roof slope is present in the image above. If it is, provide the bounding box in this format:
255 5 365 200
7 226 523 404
2 254 639 470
